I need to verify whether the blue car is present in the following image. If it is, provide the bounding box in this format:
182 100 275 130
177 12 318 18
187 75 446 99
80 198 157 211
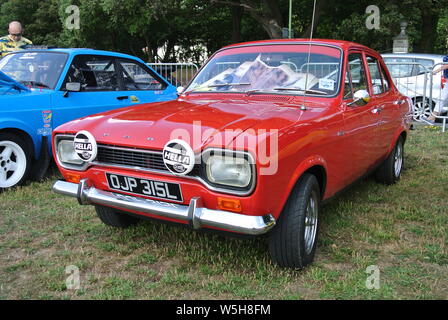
0 48 177 190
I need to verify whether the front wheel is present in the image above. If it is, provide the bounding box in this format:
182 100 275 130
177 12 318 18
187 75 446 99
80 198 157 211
95 206 141 228
268 173 321 269
0 133 32 190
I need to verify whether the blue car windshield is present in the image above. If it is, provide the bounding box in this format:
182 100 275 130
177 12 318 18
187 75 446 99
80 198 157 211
0 52 68 89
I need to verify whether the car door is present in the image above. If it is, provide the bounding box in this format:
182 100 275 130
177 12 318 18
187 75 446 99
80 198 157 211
51 54 134 129
115 58 176 105
342 51 382 183
365 55 397 157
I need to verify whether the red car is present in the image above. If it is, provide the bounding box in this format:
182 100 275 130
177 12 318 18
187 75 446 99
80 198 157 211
52 39 412 269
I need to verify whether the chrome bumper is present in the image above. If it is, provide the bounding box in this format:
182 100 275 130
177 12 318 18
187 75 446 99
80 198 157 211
52 179 276 235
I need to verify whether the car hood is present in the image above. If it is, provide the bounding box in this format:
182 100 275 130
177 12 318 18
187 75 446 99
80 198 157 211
0 70 30 93
57 96 328 151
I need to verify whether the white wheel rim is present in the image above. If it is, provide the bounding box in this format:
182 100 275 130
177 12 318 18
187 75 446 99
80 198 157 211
0 141 27 188
413 100 432 121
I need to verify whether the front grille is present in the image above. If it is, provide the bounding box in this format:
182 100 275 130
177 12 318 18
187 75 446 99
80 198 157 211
95 145 168 172
95 144 201 176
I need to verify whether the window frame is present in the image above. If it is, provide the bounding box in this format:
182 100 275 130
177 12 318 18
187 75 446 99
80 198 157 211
61 54 120 92
366 55 386 96
343 50 370 101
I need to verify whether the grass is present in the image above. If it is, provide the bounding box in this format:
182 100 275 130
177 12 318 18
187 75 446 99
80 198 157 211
0 126 446 300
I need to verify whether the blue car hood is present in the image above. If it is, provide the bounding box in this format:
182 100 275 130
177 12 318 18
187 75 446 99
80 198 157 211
0 70 30 94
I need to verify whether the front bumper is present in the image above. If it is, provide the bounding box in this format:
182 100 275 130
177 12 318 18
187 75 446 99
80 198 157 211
52 179 276 235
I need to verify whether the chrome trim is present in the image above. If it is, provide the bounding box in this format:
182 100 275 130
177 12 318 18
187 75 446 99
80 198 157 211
54 134 90 171
200 148 257 194
52 180 275 235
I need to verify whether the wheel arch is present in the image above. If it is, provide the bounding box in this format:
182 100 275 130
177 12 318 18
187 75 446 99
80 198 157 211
280 156 328 212
0 128 35 159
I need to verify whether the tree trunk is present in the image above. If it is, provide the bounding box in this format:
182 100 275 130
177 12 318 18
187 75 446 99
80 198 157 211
418 10 439 53
231 0 243 43
301 0 328 38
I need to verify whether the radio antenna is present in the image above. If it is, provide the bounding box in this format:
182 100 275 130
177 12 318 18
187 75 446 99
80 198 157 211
301 0 317 110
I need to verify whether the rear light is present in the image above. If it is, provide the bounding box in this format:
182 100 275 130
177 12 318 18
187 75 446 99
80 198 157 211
442 76 446 89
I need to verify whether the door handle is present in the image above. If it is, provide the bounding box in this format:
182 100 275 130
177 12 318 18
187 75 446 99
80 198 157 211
372 107 383 114
116 96 129 101
394 99 406 105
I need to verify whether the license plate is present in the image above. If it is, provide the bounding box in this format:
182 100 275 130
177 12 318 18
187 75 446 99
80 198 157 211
106 173 183 202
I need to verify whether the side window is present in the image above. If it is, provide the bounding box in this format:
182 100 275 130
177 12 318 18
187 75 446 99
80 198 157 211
344 53 368 99
379 63 390 92
117 59 165 91
344 70 353 99
367 56 384 95
64 55 118 91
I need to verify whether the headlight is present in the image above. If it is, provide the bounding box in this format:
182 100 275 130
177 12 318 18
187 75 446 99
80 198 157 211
205 154 252 188
56 138 84 166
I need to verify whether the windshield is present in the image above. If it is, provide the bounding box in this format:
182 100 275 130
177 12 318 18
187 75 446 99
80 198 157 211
0 52 68 89
186 44 342 96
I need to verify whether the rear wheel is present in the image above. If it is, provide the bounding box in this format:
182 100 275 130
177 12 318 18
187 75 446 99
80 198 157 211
95 206 141 228
375 136 404 185
0 133 32 190
268 173 321 269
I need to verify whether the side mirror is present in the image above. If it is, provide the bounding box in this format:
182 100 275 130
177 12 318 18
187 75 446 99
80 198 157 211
348 89 370 107
66 82 81 92
176 86 185 95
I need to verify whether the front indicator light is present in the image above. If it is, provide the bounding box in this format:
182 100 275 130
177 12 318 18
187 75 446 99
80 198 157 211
217 197 242 212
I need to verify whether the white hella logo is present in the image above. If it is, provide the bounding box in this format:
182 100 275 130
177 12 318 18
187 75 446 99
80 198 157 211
74 143 92 151
163 150 190 165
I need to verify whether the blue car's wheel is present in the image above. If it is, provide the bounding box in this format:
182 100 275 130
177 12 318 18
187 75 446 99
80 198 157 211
0 133 31 190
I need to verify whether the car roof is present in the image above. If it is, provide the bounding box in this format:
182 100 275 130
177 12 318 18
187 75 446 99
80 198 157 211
381 53 445 61
222 38 374 52
12 48 143 61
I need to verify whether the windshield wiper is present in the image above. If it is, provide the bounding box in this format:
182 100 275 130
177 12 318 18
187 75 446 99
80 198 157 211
20 81 49 88
273 87 327 95
208 82 251 87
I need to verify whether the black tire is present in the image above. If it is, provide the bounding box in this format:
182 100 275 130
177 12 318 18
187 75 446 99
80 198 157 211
375 136 404 185
268 173 321 269
0 133 32 190
95 206 140 228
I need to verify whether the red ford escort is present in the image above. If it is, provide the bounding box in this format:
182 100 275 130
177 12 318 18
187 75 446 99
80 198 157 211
52 39 412 269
